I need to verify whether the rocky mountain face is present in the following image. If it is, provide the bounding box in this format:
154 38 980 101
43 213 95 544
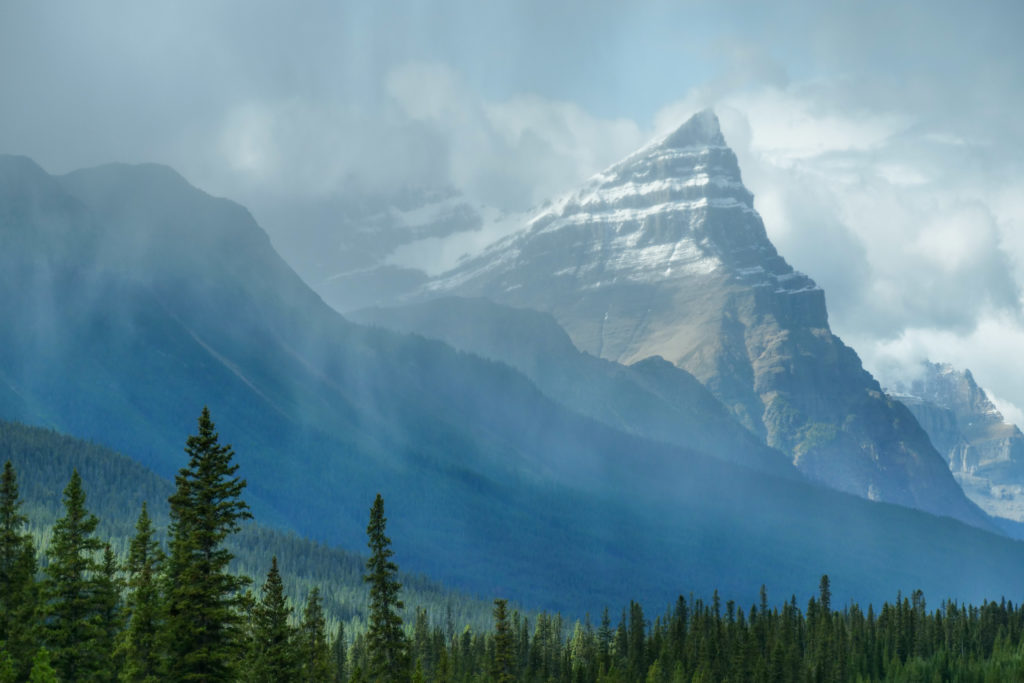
420 110 990 529
351 296 797 479
889 362 1024 521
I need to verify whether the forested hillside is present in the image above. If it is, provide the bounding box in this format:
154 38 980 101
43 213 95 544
6 416 1024 681
9 155 1024 617
0 418 498 638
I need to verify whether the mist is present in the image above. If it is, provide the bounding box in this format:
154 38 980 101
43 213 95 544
6 0 1024 628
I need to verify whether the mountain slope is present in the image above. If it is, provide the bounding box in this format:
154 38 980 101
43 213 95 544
889 361 1024 521
418 110 988 530
350 296 796 478
5 153 1024 613
4 155 745 607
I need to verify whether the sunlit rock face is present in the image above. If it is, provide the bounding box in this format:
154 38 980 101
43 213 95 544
423 110 990 530
890 362 1024 522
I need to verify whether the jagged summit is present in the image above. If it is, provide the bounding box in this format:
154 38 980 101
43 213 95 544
660 108 727 150
427 107 822 335
418 110 992 530
579 108 752 219
888 360 1024 522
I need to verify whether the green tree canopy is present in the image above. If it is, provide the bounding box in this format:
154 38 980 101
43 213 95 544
0 461 39 678
364 493 408 682
119 502 164 683
42 469 105 681
162 407 252 682
250 556 298 682
491 598 516 683
298 586 334 682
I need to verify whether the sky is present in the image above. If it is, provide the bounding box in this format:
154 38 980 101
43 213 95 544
3 1 1024 420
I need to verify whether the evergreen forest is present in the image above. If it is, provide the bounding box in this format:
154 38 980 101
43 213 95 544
4 410 1024 682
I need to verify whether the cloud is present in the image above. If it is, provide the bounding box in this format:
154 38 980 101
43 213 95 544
656 82 1024 423
211 97 449 199
867 315 1024 425
385 61 645 210
183 60 645 215
5 0 1024 422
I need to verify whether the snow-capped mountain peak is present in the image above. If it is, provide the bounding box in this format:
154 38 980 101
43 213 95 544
411 109 991 530
660 107 727 149
428 109 818 304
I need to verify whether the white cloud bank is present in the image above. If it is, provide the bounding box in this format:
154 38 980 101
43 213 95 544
668 86 1024 422
384 61 645 210
4 0 1024 426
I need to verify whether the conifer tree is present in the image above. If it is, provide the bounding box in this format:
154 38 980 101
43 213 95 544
298 586 334 682
348 632 367 683
250 556 299 682
42 469 104 681
613 610 629 675
162 407 252 681
0 461 38 678
491 599 516 683
628 600 646 679
0 649 14 683
96 543 125 681
120 502 164 682
364 493 408 682
597 606 613 674
27 648 57 683
410 607 430 676
819 574 832 615
331 622 347 683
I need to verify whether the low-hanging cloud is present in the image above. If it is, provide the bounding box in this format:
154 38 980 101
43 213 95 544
4 0 1024 422
385 61 644 210
669 80 1024 420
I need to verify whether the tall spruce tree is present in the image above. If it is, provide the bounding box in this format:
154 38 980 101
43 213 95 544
491 599 516 683
597 606 613 674
120 502 164 682
96 543 125 681
42 469 104 681
331 622 346 683
162 407 252 682
249 556 298 682
364 493 408 682
298 586 334 682
0 461 38 678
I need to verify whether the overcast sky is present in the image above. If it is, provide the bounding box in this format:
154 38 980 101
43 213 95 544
4 1 1024 420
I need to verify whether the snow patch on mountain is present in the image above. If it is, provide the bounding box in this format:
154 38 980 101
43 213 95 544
422 108 819 301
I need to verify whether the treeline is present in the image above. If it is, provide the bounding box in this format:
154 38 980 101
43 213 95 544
5 411 1024 681
0 417 497 636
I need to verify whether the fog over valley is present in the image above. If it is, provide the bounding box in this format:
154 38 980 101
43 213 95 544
3 2 1024 680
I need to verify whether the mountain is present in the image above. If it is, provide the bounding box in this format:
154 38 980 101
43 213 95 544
6 152 1024 612
888 361 1024 522
351 296 795 478
258 186 487 313
417 109 988 530
3 154 734 608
